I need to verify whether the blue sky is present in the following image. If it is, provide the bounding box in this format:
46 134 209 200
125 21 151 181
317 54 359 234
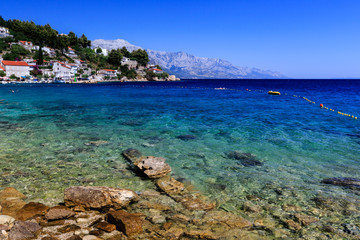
2 0 360 78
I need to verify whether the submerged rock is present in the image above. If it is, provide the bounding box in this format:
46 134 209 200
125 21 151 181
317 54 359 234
226 151 263 166
156 176 186 196
16 202 49 221
122 148 143 163
9 220 41 240
321 177 360 190
0 187 26 201
64 186 138 209
176 135 197 141
106 210 144 236
134 156 171 178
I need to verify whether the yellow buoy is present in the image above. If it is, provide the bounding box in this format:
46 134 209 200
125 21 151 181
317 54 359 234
268 91 281 95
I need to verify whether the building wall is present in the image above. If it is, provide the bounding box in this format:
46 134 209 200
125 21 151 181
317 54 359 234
4 65 30 77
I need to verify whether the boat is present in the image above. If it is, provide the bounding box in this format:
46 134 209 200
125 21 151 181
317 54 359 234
268 91 281 95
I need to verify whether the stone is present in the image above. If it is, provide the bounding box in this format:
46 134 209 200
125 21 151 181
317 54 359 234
64 186 138 209
171 214 190 223
45 206 76 221
42 237 60 240
58 224 81 233
0 224 9 231
0 215 15 226
106 210 143 236
226 151 263 166
84 140 109 146
76 218 92 224
0 187 26 201
156 176 186 196
242 201 262 213
134 156 171 178
163 227 184 239
285 219 302 231
0 199 26 218
179 194 216 211
16 202 49 221
151 215 166 224
40 219 65 227
321 177 360 190
203 210 252 229
8 220 41 240
67 235 82 240
185 229 217 239
122 148 142 163
82 235 103 240
176 135 197 141
94 221 117 232
342 223 360 236
293 213 319 226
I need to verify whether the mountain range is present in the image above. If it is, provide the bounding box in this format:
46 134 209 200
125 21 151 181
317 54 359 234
92 39 285 79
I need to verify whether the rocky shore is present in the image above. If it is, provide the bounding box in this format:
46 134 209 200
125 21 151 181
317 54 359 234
0 149 359 239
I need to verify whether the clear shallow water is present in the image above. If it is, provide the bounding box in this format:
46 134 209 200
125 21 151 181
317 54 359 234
0 79 359 211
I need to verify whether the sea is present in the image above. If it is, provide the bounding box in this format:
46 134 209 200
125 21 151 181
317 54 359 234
0 79 359 215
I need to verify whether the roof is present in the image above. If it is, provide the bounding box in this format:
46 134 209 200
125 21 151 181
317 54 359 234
2 61 29 66
150 68 162 71
0 65 5 71
102 69 115 72
19 41 32 45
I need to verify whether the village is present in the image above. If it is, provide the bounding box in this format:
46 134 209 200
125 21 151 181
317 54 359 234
0 26 179 83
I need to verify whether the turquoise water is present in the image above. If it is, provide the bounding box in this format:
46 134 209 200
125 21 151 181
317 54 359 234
0 80 359 212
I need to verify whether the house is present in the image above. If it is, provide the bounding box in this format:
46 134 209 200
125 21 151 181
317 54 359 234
98 69 117 78
18 41 33 51
66 47 77 57
121 57 137 69
1 60 30 78
33 46 57 57
0 27 12 38
52 61 72 79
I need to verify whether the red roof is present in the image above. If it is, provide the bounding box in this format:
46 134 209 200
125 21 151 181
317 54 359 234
2 61 29 66
150 68 162 71
103 69 115 72
0 65 5 71
19 41 32 45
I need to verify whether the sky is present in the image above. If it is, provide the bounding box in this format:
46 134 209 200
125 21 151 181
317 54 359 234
2 0 360 78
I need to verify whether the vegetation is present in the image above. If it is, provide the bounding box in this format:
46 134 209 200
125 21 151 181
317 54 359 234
3 44 30 60
0 71 5 77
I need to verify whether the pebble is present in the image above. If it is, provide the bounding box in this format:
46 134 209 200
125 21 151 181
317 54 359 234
0 215 15 226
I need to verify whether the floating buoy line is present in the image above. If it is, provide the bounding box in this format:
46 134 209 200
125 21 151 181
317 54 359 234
108 84 359 120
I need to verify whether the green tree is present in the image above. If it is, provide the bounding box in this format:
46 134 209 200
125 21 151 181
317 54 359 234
96 48 102 54
9 74 17 80
120 46 131 58
130 49 149 66
0 71 6 77
108 49 123 66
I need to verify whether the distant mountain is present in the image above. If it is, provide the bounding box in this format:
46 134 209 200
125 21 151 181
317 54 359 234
92 39 285 79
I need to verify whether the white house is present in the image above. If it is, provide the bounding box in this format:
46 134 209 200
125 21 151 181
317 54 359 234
1 60 30 78
0 27 12 38
18 41 33 51
66 47 77 57
98 69 117 78
149 68 163 74
52 61 72 79
121 57 137 69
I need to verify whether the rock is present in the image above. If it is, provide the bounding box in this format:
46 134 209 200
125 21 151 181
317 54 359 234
293 213 319 226
151 215 166 224
156 176 186 196
321 177 360 190
226 151 263 166
185 229 217 239
342 223 360 236
82 235 103 240
16 202 49 221
176 135 197 141
171 214 190 223
67 235 82 240
106 210 143 236
94 221 117 232
0 215 15 226
76 218 92 224
84 140 109 146
8 220 41 240
134 156 171 178
203 210 252 229
64 186 138 209
58 224 81 233
163 227 184 239
0 199 26 218
0 187 26 201
285 219 302 231
45 206 75 221
40 219 65 227
179 194 216 211
42 237 60 240
0 224 9 231
122 148 142 163
242 202 262 213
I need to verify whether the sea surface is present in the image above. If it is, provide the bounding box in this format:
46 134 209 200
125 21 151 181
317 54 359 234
0 79 359 213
